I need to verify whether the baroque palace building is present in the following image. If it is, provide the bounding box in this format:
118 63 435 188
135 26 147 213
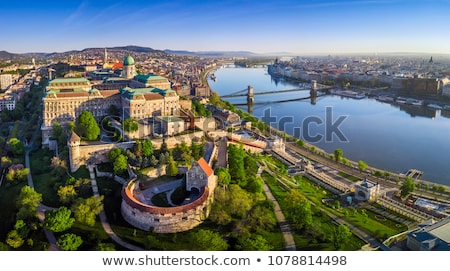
41 55 179 145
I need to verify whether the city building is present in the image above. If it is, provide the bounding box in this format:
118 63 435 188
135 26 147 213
121 55 137 79
0 74 13 90
354 178 380 202
0 93 16 111
157 116 186 136
131 74 171 89
41 55 180 146
407 217 450 251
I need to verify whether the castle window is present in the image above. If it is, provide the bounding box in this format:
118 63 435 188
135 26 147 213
182 217 188 221
154 218 160 222
132 211 136 216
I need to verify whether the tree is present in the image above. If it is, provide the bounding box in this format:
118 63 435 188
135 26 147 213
245 176 263 194
358 160 368 172
7 138 24 157
76 111 100 140
334 148 343 163
215 167 231 188
330 224 352 250
142 139 154 157
6 230 24 249
360 209 369 223
400 177 415 197
72 195 104 227
44 206 75 232
13 168 29 182
1 156 12 168
190 229 228 251
58 185 77 204
57 233 83 251
52 122 63 140
237 204 276 234
123 118 138 132
66 121 75 133
96 242 116 251
284 189 312 230
209 185 253 225
209 91 221 106
228 144 246 182
167 154 178 176
108 148 123 162
16 186 42 220
113 154 128 175
235 234 272 251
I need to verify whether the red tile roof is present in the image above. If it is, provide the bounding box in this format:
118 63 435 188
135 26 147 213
197 157 213 177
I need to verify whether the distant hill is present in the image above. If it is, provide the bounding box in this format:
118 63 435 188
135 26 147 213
0 50 19 60
164 49 260 57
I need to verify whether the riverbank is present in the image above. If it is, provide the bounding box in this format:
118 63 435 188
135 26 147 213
205 66 450 197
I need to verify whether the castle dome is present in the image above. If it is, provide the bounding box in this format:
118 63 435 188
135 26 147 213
123 55 135 66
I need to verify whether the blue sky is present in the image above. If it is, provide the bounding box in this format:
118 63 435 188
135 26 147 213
1 0 449 55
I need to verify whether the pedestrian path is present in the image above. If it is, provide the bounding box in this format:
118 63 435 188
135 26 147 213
87 164 145 251
257 166 296 251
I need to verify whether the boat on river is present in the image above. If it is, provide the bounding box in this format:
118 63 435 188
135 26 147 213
427 103 443 110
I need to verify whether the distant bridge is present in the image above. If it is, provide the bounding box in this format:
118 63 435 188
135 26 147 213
221 87 312 98
220 80 332 106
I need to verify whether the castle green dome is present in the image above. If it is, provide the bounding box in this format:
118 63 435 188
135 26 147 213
123 55 135 66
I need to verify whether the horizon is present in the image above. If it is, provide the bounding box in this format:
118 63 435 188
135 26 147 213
1 0 450 55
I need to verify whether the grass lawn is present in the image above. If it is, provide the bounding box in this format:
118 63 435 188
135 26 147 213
262 165 400 250
30 149 91 207
338 172 361 182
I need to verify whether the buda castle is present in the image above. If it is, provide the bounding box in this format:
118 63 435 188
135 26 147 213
41 55 179 145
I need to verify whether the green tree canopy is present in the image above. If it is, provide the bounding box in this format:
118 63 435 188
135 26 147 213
209 185 253 226
334 148 343 162
142 139 154 157
76 111 100 141
7 138 24 157
16 186 42 220
215 167 231 188
57 233 83 251
44 206 75 232
123 118 138 132
235 234 273 251
190 229 228 251
228 144 246 182
113 154 128 175
72 195 104 227
330 224 352 250
57 185 78 204
400 177 415 197
167 154 178 176
108 148 123 162
284 189 312 230
6 230 24 249
358 160 368 172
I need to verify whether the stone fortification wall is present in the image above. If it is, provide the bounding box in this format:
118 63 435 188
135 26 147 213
121 181 211 233
69 141 135 172
151 131 204 149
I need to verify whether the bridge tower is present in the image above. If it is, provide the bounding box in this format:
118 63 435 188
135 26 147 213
310 80 318 105
310 80 318 96
247 85 255 105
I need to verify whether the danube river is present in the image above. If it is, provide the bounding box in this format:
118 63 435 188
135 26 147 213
207 65 450 186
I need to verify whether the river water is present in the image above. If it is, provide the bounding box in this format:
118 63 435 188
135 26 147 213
207 65 450 186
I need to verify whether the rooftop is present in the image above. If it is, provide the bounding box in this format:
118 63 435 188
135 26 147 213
157 116 184 123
